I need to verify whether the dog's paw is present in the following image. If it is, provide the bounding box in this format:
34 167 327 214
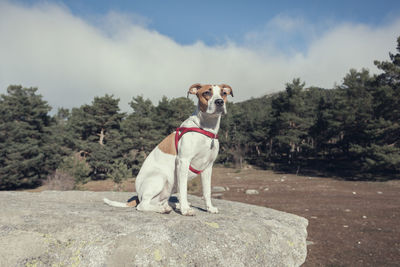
207 206 219 214
181 207 195 216
175 202 191 210
163 204 173 214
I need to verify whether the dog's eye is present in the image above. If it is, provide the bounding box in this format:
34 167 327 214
203 91 211 96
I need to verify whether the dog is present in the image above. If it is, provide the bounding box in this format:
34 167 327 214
104 83 233 216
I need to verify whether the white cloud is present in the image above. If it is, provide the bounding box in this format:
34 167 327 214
0 2 399 112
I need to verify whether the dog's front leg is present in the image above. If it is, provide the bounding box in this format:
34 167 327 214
176 157 195 216
201 166 219 214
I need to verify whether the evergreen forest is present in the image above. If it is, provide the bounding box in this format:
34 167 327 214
1 37 399 190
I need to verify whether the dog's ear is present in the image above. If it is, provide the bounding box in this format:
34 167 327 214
187 83 202 98
219 84 234 97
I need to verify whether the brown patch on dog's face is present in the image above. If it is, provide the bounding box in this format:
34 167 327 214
188 84 214 112
197 84 214 112
219 84 233 102
188 83 202 96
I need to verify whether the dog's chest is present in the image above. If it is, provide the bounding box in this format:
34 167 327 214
190 138 219 168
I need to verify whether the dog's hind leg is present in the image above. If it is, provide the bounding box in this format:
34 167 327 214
159 180 174 213
136 200 166 213
136 174 172 213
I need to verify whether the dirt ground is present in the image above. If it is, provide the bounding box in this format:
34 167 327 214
37 167 400 266
206 168 400 267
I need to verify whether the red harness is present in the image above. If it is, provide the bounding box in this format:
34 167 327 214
175 127 218 174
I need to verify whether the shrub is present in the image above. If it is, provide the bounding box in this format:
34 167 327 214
44 170 75 190
58 155 91 184
109 160 131 184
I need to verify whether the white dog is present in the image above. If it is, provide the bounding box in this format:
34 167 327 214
104 83 233 216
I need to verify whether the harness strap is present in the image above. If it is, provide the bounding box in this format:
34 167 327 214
175 127 218 174
189 165 202 175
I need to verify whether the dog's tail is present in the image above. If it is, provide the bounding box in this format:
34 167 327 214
103 196 139 208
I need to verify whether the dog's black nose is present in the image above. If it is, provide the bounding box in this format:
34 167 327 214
214 99 224 107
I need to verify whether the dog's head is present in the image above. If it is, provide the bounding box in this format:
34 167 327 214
187 83 233 115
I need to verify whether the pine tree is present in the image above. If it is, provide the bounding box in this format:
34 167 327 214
358 36 400 178
65 94 126 180
239 96 274 168
0 86 60 189
270 79 313 167
373 36 400 145
122 96 160 152
336 69 374 156
218 102 248 168
121 96 160 174
154 96 195 135
309 89 342 158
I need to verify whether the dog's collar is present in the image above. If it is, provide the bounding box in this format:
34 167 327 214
175 127 218 174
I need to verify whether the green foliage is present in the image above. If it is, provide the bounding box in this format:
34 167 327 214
65 95 127 179
58 155 91 184
109 160 131 184
126 149 147 176
263 78 315 171
155 96 195 135
0 86 61 189
350 144 400 179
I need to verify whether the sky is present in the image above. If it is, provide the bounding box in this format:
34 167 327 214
1 0 400 112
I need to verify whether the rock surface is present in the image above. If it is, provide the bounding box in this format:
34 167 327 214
0 191 308 266
245 189 260 195
212 186 226 193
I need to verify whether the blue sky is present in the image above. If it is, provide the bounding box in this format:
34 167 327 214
22 0 400 46
1 0 400 110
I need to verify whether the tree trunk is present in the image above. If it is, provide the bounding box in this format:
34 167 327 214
98 128 105 146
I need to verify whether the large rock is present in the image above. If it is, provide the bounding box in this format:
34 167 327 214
0 191 308 266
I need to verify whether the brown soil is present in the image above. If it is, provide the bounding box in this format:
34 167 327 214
30 167 400 266
207 168 400 267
